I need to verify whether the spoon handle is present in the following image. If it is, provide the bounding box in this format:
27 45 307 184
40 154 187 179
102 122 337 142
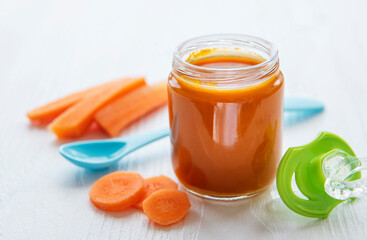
122 128 170 155
284 97 324 112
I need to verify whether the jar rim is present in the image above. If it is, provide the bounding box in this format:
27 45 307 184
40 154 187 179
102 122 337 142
173 34 279 73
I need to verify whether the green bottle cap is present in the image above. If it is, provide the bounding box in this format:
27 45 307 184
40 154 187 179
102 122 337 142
276 132 361 218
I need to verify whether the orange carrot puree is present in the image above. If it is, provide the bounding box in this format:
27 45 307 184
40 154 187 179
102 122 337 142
168 53 284 197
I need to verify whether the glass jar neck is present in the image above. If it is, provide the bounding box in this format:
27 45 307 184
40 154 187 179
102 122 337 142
172 34 280 88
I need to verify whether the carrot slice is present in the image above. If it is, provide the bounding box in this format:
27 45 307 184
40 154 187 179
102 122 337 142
26 80 122 125
134 176 178 210
49 77 146 138
142 189 191 226
94 81 168 137
89 172 145 212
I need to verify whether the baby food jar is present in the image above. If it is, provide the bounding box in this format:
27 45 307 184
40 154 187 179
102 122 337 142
168 34 284 200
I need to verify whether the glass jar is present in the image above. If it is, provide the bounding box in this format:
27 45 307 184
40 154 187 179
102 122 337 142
168 34 284 200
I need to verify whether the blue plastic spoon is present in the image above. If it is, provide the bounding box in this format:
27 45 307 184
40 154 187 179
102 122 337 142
59 97 324 170
59 128 170 170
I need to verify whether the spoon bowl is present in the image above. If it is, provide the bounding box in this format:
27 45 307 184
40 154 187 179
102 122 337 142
59 128 170 170
60 140 128 169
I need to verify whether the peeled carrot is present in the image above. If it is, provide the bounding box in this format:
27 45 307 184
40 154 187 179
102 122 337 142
134 176 178 210
27 86 101 125
89 172 145 212
94 81 168 137
142 189 191 226
49 77 146 138
27 91 84 125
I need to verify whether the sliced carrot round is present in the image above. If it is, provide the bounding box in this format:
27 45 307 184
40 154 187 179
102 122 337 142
134 175 178 210
142 189 191 226
89 171 144 212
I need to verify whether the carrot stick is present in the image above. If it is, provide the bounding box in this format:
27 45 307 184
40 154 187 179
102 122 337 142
26 84 104 125
49 77 146 138
89 172 145 212
134 176 178 210
95 81 168 137
142 189 191 226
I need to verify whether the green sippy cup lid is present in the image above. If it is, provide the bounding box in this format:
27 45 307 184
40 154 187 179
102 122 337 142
276 132 361 218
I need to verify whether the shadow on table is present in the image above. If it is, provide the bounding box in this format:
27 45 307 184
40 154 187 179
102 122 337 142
249 187 324 233
60 166 118 188
89 200 137 218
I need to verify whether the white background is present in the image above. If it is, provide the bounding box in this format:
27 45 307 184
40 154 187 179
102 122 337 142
1 0 367 239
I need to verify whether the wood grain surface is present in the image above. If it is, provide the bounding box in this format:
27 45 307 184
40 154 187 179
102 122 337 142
1 0 367 239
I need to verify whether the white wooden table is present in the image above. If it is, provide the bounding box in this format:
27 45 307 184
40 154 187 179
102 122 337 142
1 0 367 239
